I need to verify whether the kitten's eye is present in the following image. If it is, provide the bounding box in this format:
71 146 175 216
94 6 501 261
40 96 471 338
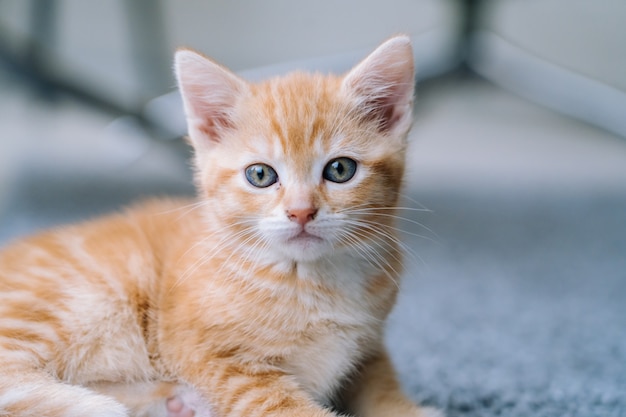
245 164 278 188
323 157 357 183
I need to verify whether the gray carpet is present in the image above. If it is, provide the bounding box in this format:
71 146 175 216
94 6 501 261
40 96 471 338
389 189 626 417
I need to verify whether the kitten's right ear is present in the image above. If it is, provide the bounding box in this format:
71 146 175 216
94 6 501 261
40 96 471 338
174 49 249 149
341 36 415 137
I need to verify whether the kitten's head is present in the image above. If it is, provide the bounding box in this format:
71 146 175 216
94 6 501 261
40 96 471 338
175 36 414 264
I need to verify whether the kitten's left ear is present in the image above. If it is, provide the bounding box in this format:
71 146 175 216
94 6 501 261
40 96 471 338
174 49 249 150
342 36 415 136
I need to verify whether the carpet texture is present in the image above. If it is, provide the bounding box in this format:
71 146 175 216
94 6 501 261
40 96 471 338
388 189 626 417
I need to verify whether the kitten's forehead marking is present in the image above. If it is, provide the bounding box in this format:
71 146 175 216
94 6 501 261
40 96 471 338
262 74 339 147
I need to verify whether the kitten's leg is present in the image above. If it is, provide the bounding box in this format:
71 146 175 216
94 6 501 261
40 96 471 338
0 365 128 417
176 359 339 417
341 350 444 417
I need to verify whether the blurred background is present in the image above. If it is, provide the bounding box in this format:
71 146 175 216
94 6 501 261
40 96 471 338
1 1 625 416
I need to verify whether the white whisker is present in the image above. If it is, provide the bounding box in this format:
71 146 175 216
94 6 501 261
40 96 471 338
338 217 426 270
338 231 400 289
157 199 211 220
352 216 439 245
338 206 439 243
171 219 259 291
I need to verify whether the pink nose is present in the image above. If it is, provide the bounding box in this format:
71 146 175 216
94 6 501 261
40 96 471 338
286 208 318 226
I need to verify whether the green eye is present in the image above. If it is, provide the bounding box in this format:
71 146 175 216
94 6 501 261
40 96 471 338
245 164 278 188
323 157 357 183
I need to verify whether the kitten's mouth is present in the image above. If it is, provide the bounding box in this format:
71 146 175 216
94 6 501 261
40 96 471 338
287 230 324 250
262 223 330 261
282 230 330 261
288 231 323 245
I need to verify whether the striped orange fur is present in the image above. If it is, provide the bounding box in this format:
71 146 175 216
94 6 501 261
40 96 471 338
0 36 441 417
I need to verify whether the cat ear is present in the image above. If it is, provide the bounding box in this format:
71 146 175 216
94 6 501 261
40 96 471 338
174 49 249 149
341 36 415 136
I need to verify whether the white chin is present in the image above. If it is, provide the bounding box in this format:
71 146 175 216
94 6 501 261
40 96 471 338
282 235 331 262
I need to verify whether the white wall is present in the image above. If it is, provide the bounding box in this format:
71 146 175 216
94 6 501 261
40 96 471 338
164 0 457 70
483 0 626 92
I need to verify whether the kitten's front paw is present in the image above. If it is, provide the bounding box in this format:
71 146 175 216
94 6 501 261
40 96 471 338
166 396 195 417
166 387 213 417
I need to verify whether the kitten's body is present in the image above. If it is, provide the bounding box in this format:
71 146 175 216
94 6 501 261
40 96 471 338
0 37 440 417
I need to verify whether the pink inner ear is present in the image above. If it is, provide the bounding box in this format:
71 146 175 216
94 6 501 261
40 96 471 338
180 80 240 144
352 69 414 134
191 103 235 141
342 36 415 135
361 90 408 133
175 50 248 145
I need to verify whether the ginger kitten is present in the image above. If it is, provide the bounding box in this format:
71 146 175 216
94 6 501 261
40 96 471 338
0 36 441 417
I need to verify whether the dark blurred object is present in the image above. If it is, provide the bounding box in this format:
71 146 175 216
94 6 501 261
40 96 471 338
0 0 170 122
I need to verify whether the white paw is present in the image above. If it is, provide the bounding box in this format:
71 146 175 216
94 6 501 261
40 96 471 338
167 385 213 417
